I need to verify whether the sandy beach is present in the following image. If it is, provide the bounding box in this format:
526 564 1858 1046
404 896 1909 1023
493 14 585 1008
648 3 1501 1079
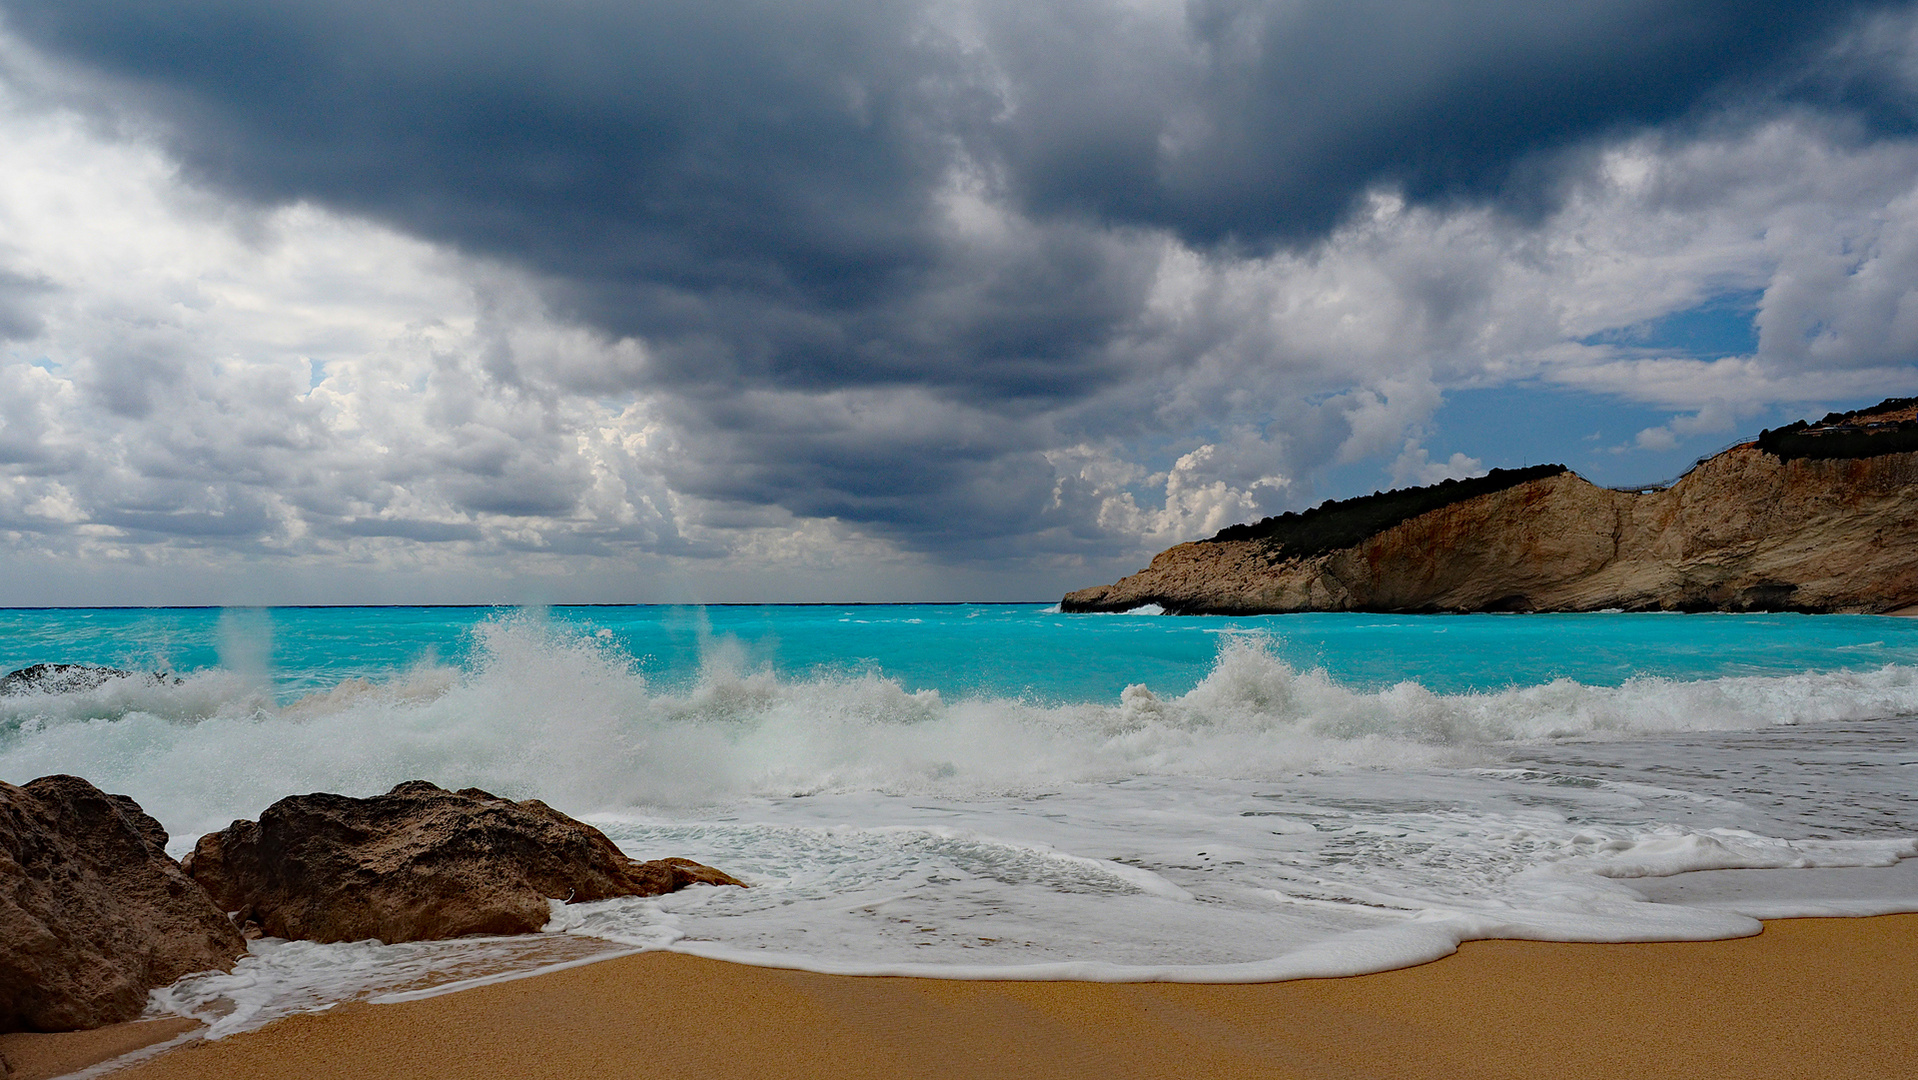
17 913 1903 1080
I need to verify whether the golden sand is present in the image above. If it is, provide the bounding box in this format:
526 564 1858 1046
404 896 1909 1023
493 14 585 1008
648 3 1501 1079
71 914 1918 1080
0 1016 200 1080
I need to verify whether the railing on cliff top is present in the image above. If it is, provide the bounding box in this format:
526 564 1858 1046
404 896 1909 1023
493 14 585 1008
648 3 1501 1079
1604 437 1753 494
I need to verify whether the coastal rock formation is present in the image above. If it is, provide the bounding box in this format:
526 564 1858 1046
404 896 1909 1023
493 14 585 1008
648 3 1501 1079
0 664 178 697
0 775 246 1033
184 781 744 944
1064 398 1918 615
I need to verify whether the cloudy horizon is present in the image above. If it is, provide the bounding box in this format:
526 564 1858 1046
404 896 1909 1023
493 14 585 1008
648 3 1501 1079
1 1 1915 605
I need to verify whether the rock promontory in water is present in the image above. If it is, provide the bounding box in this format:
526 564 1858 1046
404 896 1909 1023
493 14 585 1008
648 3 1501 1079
184 781 745 944
1063 397 1918 615
0 775 247 1032
0 664 179 696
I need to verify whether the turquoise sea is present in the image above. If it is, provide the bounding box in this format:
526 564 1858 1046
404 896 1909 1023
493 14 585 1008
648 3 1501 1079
7 603 1916 700
4 605 1916 1032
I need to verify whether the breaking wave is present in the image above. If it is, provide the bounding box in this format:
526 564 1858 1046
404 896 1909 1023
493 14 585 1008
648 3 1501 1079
3 616 1914 841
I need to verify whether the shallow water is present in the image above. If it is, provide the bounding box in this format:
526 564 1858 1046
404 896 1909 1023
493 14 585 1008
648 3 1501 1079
3 605 1914 1031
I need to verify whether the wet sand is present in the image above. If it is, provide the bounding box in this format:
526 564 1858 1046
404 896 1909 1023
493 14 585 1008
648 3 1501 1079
0 1017 200 1080
83 914 1918 1080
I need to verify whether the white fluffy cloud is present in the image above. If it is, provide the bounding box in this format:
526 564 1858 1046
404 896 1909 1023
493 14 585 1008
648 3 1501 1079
0 86 701 582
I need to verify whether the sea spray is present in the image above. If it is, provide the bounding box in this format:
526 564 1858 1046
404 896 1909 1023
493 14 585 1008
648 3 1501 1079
2 614 1918 837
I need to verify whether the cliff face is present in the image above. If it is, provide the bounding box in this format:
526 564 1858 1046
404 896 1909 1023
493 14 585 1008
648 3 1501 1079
1062 442 1918 616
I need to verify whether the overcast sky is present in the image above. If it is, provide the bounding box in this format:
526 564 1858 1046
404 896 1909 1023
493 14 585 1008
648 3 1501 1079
1 1 1915 604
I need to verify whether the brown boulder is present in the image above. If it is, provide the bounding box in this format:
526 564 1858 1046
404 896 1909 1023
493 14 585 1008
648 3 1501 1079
0 775 246 1033
184 781 743 944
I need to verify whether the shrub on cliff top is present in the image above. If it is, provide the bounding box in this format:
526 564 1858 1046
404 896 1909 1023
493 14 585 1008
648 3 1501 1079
1206 464 1569 557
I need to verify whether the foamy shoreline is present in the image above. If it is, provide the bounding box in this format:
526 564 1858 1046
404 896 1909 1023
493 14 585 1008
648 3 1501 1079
10 914 1911 1080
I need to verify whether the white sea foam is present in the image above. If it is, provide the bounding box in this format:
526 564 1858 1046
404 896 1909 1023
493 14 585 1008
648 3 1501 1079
147 933 627 1038
1561 830 1918 878
3 620 1915 841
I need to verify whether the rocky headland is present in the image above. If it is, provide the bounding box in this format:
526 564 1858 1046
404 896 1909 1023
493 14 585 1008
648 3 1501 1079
1063 397 1918 615
0 774 742 1033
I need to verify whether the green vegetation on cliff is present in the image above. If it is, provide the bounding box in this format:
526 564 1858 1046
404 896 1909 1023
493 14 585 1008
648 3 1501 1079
1757 397 1918 462
1205 464 1568 557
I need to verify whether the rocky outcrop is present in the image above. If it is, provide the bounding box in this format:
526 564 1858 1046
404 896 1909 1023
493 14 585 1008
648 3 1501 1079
1064 399 1918 615
184 781 744 944
0 665 178 697
0 776 246 1033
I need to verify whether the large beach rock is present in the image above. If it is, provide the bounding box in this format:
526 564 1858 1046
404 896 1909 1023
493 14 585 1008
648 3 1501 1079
184 781 744 944
1064 397 1918 615
0 775 246 1033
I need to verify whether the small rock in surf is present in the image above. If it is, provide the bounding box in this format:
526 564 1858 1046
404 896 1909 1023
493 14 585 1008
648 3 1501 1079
0 664 180 696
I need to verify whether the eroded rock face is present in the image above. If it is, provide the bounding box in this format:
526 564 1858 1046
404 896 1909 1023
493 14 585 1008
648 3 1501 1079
185 781 744 944
1065 435 1918 615
0 775 246 1033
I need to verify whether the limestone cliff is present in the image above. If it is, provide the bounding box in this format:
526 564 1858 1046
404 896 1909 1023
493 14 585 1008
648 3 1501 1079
1062 400 1918 615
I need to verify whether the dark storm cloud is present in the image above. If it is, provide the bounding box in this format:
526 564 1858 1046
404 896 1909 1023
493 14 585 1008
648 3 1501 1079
1780 7 1918 136
4 1 1876 363
990 2 1875 243
0 0 1901 552
652 388 1065 548
0 268 51 341
95 488 275 539
4 0 967 390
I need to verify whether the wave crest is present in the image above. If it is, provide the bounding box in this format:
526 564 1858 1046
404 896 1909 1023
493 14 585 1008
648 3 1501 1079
2 618 1914 839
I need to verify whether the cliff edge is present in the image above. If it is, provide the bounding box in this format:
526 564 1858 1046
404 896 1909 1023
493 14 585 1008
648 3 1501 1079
1062 398 1918 615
